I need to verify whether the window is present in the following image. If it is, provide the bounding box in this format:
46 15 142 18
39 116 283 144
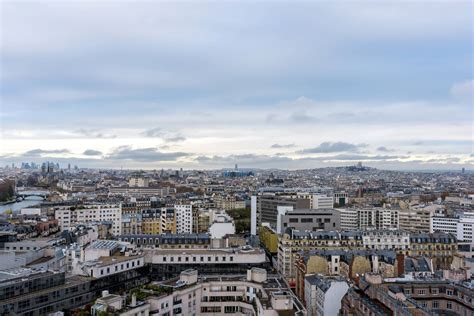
447 290 453 296
432 301 439 309
417 289 426 295
163 257 167 262
431 288 438 295
289 218 298 223
446 302 452 309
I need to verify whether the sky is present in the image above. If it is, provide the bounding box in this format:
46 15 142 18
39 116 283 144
0 0 473 170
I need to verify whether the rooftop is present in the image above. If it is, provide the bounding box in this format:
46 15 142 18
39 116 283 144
88 240 118 250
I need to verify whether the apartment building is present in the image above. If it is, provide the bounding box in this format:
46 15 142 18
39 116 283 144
304 276 349 316
362 229 410 251
336 208 358 230
128 176 150 187
214 195 246 210
277 208 340 233
358 208 399 230
119 233 211 249
175 204 193 233
409 232 457 270
277 229 363 281
250 194 310 235
146 246 268 277
121 213 142 235
334 192 349 207
141 208 176 234
391 280 473 315
430 212 474 243
340 275 432 316
95 268 305 316
295 250 404 299
399 203 442 233
55 204 122 236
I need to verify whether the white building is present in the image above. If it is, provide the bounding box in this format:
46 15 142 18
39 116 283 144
175 204 193 233
297 193 334 209
334 192 349 206
146 247 266 266
337 208 359 231
430 212 474 243
86 255 145 279
70 240 144 278
362 229 410 251
55 204 122 236
208 210 236 239
399 204 440 232
128 176 150 187
358 208 399 230
115 268 304 316
304 275 349 316
251 196 258 235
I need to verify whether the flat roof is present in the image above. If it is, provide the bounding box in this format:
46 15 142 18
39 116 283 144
88 240 118 250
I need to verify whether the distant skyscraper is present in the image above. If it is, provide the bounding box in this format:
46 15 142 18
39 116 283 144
462 167 465 174
235 164 238 170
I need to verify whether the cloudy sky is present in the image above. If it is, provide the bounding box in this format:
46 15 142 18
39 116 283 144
0 1 472 170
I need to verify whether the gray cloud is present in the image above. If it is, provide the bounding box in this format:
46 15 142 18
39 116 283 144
74 129 116 139
377 146 395 152
298 142 368 154
271 143 296 149
289 111 318 123
425 157 461 163
196 154 292 166
83 149 103 156
165 136 186 142
142 128 186 143
142 128 163 138
194 152 405 168
106 146 189 162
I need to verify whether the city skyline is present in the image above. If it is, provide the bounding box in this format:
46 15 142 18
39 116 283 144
1 1 473 170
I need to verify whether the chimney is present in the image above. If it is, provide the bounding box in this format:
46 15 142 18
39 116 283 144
396 253 405 277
